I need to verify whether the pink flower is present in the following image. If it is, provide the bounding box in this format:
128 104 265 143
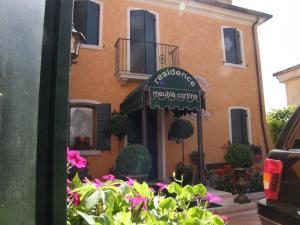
67 149 87 168
128 196 147 211
72 193 80 206
94 178 103 188
66 179 71 185
206 192 222 204
67 186 72 195
220 215 228 221
149 187 155 192
102 174 115 181
156 182 167 191
67 191 80 206
126 177 136 186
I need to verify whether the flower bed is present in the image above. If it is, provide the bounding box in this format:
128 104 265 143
67 148 226 225
208 164 263 194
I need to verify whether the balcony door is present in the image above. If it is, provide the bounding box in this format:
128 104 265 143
130 10 157 75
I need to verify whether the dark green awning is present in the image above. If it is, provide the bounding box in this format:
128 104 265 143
120 67 205 114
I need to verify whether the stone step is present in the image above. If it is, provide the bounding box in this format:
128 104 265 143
208 190 264 216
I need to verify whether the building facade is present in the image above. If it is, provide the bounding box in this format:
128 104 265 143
274 64 300 106
69 0 273 181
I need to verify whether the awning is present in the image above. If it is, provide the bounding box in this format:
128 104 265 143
120 67 205 114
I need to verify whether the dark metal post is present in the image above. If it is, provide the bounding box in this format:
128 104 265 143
142 92 148 147
197 110 206 184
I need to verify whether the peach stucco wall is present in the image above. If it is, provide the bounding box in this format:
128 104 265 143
69 0 272 179
286 77 300 106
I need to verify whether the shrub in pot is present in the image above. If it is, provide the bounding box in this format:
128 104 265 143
168 119 194 165
224 144 254 168
224 144 254 203
107 111 133 149
116 144 151 181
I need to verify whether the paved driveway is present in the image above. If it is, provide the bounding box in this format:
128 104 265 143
228 209 261 225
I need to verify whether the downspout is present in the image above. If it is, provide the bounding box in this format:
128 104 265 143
252 16 270 154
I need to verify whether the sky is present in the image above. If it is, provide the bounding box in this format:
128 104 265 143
233 0 300 112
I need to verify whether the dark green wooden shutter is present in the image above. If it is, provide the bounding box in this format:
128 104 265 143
130 10 146 73
86 1 99 45
73 1 88 39
231 109 248 144
144 11 156 75
224 28 242 64
234 28 242 64
73 0 99 45
96 104 111 150
241 109 248 144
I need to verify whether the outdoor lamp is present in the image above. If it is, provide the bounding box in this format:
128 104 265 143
71 24 85 64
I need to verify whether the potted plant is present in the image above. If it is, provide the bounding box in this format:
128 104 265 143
115 144 151 181
107 111 133 149
174 162 193 186
224 144 254 203
168 119 194 165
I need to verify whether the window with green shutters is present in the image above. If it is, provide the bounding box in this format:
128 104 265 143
73 0 101 46
230 108 249 144
223 27 243 65
69 102 111 151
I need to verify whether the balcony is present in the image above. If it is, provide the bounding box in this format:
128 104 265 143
115 38 179 85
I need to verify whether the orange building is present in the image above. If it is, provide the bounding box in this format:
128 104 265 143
69 0 273 181
274 64 300 106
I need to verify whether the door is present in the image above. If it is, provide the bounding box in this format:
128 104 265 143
147 108 158 179
128 108 158 179
130 10 157 74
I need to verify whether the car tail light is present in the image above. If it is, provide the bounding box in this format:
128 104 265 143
263 158 283 201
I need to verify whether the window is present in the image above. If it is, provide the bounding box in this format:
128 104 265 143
222 27 243 65
229 107 251 144
73 0 102 47
69 101 111 151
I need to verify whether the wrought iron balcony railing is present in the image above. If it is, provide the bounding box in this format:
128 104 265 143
115 38 179 78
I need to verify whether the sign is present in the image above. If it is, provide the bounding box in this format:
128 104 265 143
147 67 202 110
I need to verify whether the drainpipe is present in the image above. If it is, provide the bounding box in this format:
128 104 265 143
252 16 270 154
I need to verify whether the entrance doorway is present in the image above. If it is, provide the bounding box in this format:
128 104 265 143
128 108 158 179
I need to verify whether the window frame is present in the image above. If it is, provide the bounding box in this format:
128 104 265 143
74 0 104 50
69 100 101 155
221 26 246 68
228 106 252 144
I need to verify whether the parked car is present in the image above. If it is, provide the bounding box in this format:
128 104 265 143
258 106 300 225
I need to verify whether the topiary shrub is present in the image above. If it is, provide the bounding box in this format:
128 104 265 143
224 144 254 168
168 119 194 140
168 119 194 165
107 111 133 140
116 144 151 175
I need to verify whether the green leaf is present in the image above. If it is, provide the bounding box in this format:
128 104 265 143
83 190 102 210
77 211 95 225
182 185 193 195
72 184 96 196
95 214 111 225
114 212 132 225
180 185 194 201
156 221 169 225
159 197 177 210
193 184 206 196
167 182 182 195
212 215 224 225
72 173 82 188
133 182 151 198
187 207 204 218
182 217 201 225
